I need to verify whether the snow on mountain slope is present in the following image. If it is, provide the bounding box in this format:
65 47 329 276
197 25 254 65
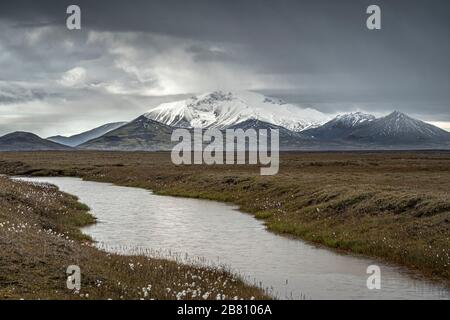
349 111 450 143
331 112 376 127
144 91 330 131
303 112 376 139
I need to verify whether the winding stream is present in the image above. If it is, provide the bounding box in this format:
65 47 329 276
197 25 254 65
17 177 450 300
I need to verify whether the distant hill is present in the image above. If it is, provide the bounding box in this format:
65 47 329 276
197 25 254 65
48 122 127 147
0 132 72 151
79 116 175 151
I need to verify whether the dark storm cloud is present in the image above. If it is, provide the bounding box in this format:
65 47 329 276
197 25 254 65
0 0 449 136
2 0 449 94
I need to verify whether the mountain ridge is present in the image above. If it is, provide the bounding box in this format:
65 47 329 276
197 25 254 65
304 112 376 140
48 122 127 147
347 111 450 145
79 116 175 151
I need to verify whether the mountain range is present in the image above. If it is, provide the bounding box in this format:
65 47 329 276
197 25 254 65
305 111 450 149
1 91 450 151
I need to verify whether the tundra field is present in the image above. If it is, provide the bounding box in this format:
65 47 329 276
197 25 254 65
0 151 449 292
0 175 268 300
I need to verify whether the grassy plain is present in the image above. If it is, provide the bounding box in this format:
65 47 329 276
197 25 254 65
0 151 449 284
0 175 267 299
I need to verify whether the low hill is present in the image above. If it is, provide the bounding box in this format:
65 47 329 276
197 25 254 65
0 132 72 151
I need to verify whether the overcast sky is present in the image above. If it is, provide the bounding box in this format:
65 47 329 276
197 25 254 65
0 0 449 136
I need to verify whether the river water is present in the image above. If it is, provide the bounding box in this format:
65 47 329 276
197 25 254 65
16 177 450 300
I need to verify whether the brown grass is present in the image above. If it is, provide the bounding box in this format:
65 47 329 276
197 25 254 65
0 151 449 284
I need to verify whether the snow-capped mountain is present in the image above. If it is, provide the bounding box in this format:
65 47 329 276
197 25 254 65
144 91 330 132
304 112 376 139
304 110 450 148
348 111 450 144
331 112 376 127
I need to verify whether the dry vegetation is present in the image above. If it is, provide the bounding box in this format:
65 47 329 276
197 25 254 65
0 176 268 300
0 151 449 285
